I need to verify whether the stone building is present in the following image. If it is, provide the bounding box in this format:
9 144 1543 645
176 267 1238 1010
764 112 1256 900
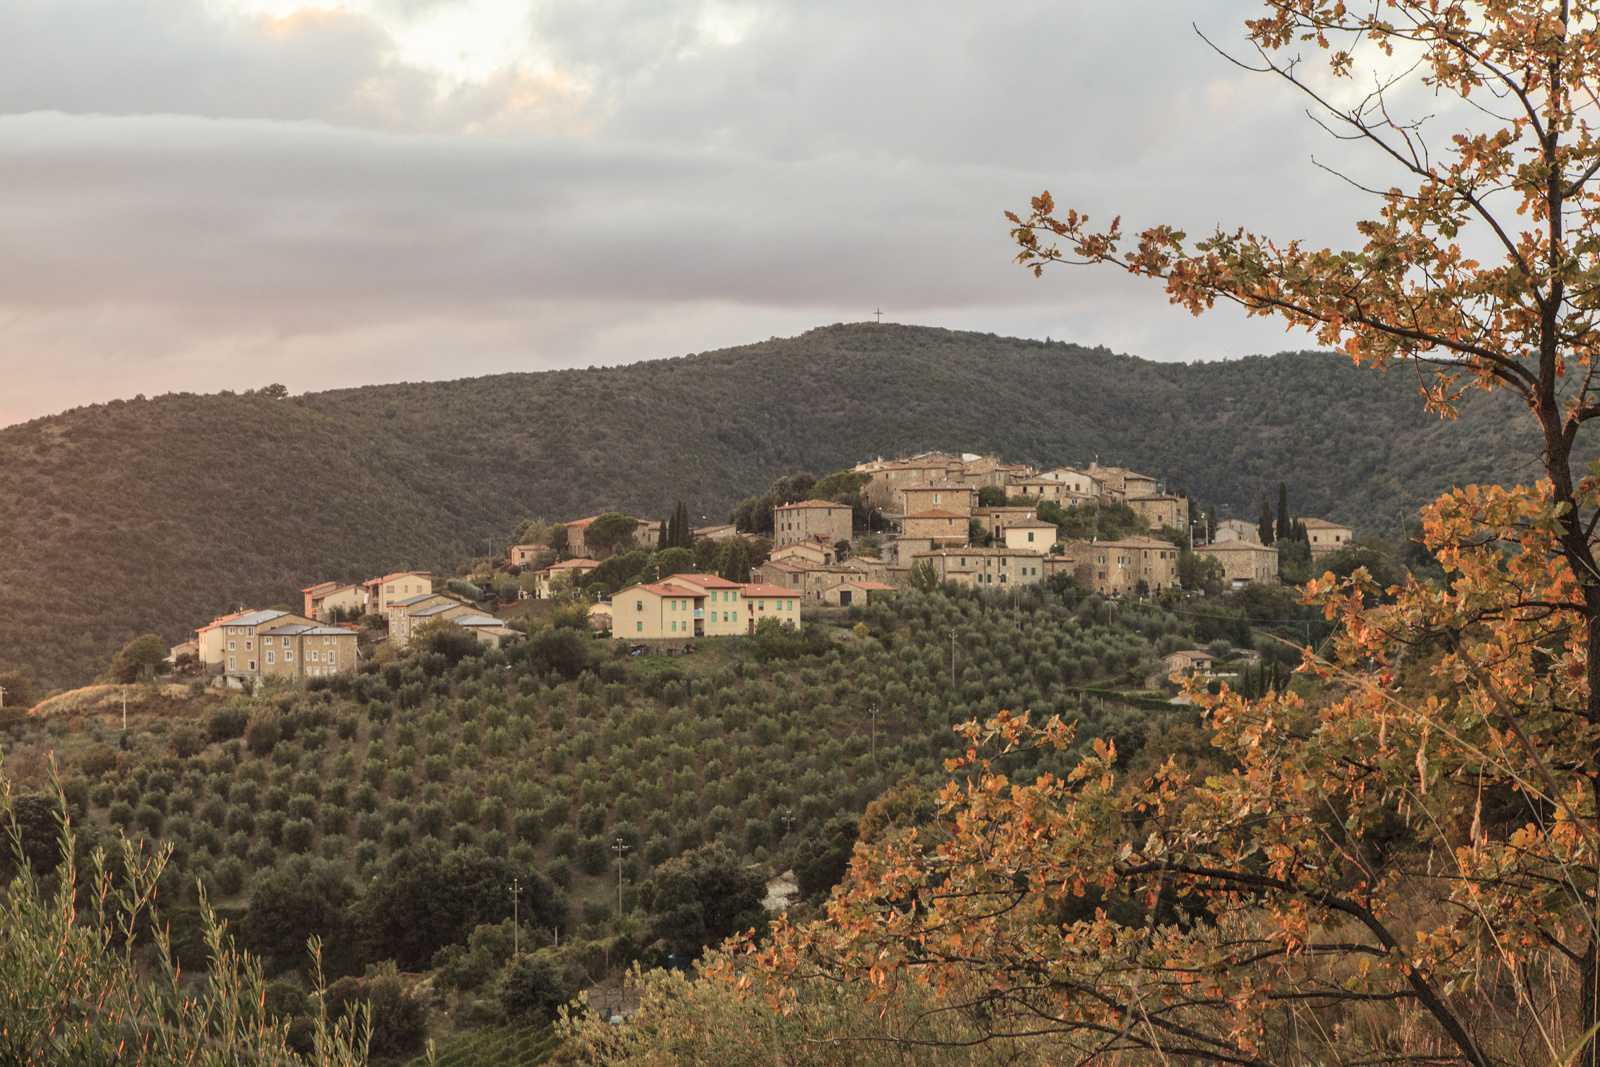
911 546 1046 588
773 499 853 548
1198 541 1280 586
1303 518 1354 558
1125 494 1190 532
1056 536 1181 596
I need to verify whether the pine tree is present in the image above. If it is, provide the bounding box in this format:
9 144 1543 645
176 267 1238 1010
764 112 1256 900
1275 483 1290 543
1257 493 1274 547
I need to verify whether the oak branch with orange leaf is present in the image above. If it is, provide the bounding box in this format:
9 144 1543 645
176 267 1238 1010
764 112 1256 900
725 5 1600 1067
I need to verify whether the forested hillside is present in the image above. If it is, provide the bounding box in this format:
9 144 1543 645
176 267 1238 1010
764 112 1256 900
0 323 1537 686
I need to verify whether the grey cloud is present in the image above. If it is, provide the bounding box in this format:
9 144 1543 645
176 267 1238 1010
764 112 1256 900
0 0 1416 427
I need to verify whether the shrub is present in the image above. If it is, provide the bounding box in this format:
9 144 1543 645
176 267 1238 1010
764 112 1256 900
416 802 446 837
499 951 575 1025
383 819 413 852
282 818 315 854
244 716 281 757
448 788 479 823
214 855 245 895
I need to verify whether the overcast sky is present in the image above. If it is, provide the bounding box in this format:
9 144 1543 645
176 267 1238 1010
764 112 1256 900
0 0 1416 426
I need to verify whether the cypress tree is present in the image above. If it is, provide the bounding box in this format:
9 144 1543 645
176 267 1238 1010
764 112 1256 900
1258 493 1275 547
658 518 668 551
1275 483 1291 543
675 500 694 547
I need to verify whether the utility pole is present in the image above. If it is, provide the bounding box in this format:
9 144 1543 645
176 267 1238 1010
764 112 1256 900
511 878 522 957
612 838 631 916
0 685 6 709
869 705 879 773
781 808 795 838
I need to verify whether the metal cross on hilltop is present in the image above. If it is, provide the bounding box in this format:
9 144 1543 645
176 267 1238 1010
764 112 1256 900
874 308 883 323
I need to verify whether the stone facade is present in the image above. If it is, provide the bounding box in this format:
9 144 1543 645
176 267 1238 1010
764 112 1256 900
1058 536 1181 596
1006 477 1092 506
257 623 359 680
201 609 317 673
912 546 1046 588
1125 494 1190 531
900 483 975 517
773 500 852 548
508 544 551 567
1303 518 1354 558
771 540 833 565
1198 541 1280 586
1213 518 1260 544
901 508 969 546
1038 467 1101 497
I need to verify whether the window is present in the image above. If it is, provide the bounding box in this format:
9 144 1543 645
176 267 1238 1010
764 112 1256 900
245 641 253 651
671 621 677 632
759 601 765 610
266 652 275 664
324 635 331 644
228 656 236 670
637 621 644 632
386 585 394 593
285 651 293 661
636 600 643 611
786 601 793 610
228 641 236 651
248 660 256 671
1027 532 1034 542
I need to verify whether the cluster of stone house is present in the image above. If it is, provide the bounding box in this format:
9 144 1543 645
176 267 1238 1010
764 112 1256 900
181 569 523 686
844 451 1356 597
178 452 1360 682
186 608 359 684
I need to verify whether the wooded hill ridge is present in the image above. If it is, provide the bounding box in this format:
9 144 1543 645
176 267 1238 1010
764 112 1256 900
0 322 1537 687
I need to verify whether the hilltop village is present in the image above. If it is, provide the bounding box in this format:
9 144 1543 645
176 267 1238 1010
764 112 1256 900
173 451 1353 687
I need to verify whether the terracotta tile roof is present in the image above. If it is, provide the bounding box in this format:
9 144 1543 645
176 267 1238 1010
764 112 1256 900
741 583 801 598
1300 517 1350 529
668 573 743 588
775 499 847 510
632 581 707 597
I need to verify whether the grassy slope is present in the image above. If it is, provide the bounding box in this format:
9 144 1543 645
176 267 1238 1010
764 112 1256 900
0 323 1538 685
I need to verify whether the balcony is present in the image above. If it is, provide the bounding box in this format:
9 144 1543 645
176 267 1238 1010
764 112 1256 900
693 609 704 618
